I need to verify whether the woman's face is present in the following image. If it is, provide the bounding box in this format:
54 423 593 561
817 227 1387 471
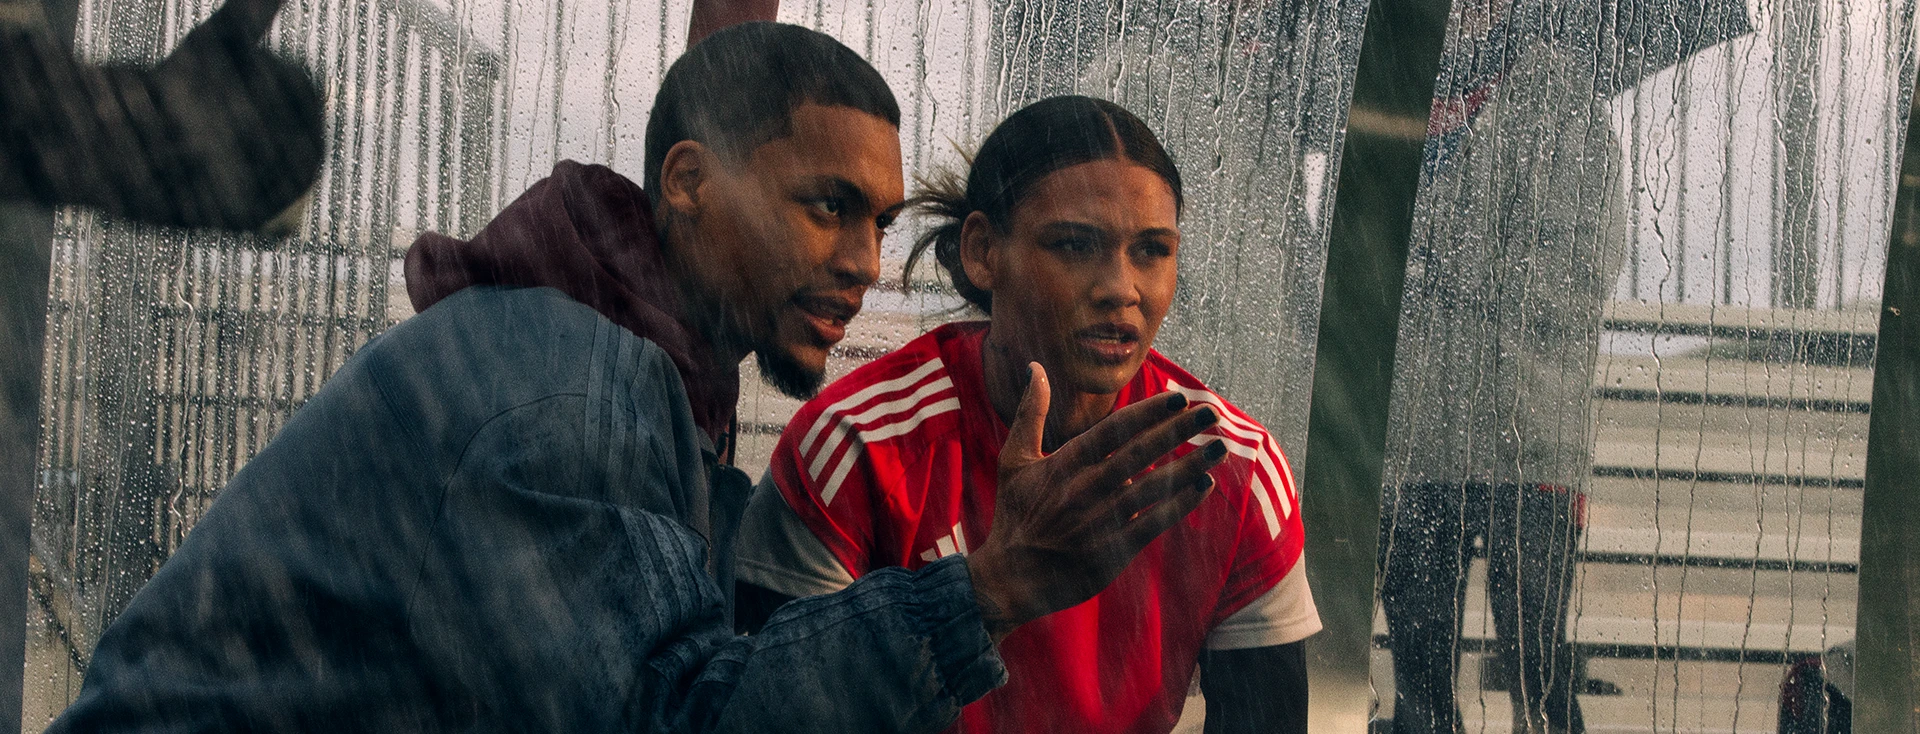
962 158 1181 396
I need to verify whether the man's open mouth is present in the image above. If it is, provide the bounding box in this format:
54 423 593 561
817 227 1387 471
796 294 861 344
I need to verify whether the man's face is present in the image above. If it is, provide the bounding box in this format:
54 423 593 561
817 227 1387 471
671 103 905 398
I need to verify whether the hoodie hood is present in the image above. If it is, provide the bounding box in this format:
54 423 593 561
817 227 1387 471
404 160 737 440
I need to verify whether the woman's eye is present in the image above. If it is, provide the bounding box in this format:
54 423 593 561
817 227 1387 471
1137 242 1173 259
1050 237 1097 255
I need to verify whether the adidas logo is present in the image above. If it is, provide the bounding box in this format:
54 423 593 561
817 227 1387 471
918 521 971 562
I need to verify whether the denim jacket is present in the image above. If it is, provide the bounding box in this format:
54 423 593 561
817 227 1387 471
49 286 1006 732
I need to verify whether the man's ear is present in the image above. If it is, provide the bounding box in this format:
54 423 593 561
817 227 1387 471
658 140 711 218
959 211 998 292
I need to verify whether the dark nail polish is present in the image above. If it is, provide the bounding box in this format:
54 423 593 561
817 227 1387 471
1203 440 1227 460
1196 474 1215 492
1193 407 1219 430
1164 392 1188 411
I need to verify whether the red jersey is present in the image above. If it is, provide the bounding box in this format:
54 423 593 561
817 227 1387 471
739 322 1319 734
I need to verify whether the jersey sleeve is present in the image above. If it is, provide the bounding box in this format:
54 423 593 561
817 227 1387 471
755 401 892 581
1205 429 1323 649
733 469 856 598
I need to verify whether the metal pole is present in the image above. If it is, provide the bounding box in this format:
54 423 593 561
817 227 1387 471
685 0 777 47
1856 59 1920 734
1300 0 1450 729
1 4 76 730
0 202 52 734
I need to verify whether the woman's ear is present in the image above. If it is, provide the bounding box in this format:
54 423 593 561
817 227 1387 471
959 210 997 291
657 140 710 218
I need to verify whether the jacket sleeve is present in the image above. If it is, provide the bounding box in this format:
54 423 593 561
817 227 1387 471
673 555 1006 732
406 391 1006 734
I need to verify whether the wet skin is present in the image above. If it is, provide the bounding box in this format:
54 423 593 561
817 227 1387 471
959 159 1183 449
655 102 907 398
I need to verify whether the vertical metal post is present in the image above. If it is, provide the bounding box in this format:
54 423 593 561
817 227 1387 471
685 0 778 46
1857 64 1920 734
0 203 52 734
1300 0 1450 729
1 6 76 730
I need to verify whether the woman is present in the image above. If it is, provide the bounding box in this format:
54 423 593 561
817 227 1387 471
734 95 1319 734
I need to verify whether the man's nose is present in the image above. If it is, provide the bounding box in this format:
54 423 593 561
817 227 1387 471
830 224 883 287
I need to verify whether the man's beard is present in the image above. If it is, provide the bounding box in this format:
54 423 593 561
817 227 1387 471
757 346 825 400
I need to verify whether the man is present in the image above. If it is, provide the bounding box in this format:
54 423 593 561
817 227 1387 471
47 21 1227 733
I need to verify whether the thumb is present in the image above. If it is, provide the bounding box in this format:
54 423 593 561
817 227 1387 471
174 0 285 61
1001 362 1050 467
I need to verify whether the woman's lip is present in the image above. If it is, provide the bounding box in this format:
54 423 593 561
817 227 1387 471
1075 323 1142 342
1075 333 1137 364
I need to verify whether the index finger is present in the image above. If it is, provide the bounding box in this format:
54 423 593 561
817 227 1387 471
1050 390 1192 468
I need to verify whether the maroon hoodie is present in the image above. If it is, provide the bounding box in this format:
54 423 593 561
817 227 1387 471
403 160 738 441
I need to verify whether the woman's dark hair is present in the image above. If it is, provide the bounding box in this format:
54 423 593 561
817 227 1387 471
905 95 1182 314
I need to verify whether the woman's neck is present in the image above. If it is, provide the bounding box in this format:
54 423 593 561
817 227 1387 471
981 328 1121 453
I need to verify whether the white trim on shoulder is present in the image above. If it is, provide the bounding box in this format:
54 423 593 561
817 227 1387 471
1205 561 1322 650
799 358 946 459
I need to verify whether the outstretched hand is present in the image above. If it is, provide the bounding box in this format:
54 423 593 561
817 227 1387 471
0 0 322 231
147 0 325 232
967 363 1227 641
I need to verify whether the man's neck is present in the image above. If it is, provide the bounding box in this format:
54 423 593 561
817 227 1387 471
660 215 753 375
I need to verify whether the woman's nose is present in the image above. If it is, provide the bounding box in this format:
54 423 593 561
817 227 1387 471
1088 255 1142 309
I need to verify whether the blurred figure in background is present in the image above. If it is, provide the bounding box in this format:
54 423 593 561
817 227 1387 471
1376 1 1749 732
0 3 321 729
0 0 324 231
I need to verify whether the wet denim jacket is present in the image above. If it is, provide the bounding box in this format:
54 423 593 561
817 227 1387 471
49 286 1006 733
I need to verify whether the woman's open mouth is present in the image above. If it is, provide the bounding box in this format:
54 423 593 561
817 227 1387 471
1074 322 1141 365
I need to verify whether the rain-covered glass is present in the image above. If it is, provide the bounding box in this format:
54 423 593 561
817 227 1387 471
26 0 543 721
1374 1 1915 732
730 0 1367 471
20 0 1369 727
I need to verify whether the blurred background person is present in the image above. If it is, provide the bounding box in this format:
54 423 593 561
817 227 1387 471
0 0 324 231
1375 1 1750 732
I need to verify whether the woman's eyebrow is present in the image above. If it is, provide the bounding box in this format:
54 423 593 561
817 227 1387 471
1036 221 1107 239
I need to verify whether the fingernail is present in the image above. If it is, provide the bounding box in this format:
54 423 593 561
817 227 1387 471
1196 474 1215 492
1192 406 1218 429
1203 439 1227 460
1164 392 1188 411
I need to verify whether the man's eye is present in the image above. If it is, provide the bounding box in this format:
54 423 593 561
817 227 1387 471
811 198 844 217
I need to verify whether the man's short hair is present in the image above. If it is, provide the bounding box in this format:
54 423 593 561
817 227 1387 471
644 22 901 197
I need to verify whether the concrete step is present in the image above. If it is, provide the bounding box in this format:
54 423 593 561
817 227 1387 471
1371 649 1792 734
1594 355 1873 413
1583 475 1861 534
1371 559 1856 655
